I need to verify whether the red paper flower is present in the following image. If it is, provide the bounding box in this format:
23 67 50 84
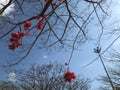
24 20 31 30
9 44 16 50
9 37 19 42
18 31 24 37
58 0 65 2
10 32 24 42
45 0 49 2
43 14 46 17
15 41 22 48
11 33 18 38
52 2 56 7
36 15 40 20
64 71 76 82
37 18 45 30
9 31 24 50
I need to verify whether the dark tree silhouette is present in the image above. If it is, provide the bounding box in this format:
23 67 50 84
98 49 120 90
16 63 91 90
1 62 91 90
0 81 20 90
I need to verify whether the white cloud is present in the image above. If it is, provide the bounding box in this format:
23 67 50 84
0 0 14 16
43 54 48 59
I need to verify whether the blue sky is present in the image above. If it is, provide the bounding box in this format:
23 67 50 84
1 0 120 89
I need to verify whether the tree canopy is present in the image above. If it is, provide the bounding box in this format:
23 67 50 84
1 0 120 89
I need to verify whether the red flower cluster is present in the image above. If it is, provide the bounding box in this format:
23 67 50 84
9 15 46 50
58 0 65 2
44 0 49 2
36 15 40 20
37 17 45 30
44 0 64 7
24 20 31 30
52 2 56 7
64 71 76 82
9 32 24 50
24 15 46 31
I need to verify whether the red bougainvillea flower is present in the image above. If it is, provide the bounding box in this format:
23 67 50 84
9 37 19 42
37 22 43 30
10 33 19 42
37 18 45 30
9 44 16 50
43 14 46 17
24 20 31 30
10 32 24 42
9 31 24 50
58 0 65 2
64 71 76 82
45 0 49 2
15 41 22 48
36 15 40 20
11 33 19 38
18 31 24 37
24 21 31 27
52 2 57 7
